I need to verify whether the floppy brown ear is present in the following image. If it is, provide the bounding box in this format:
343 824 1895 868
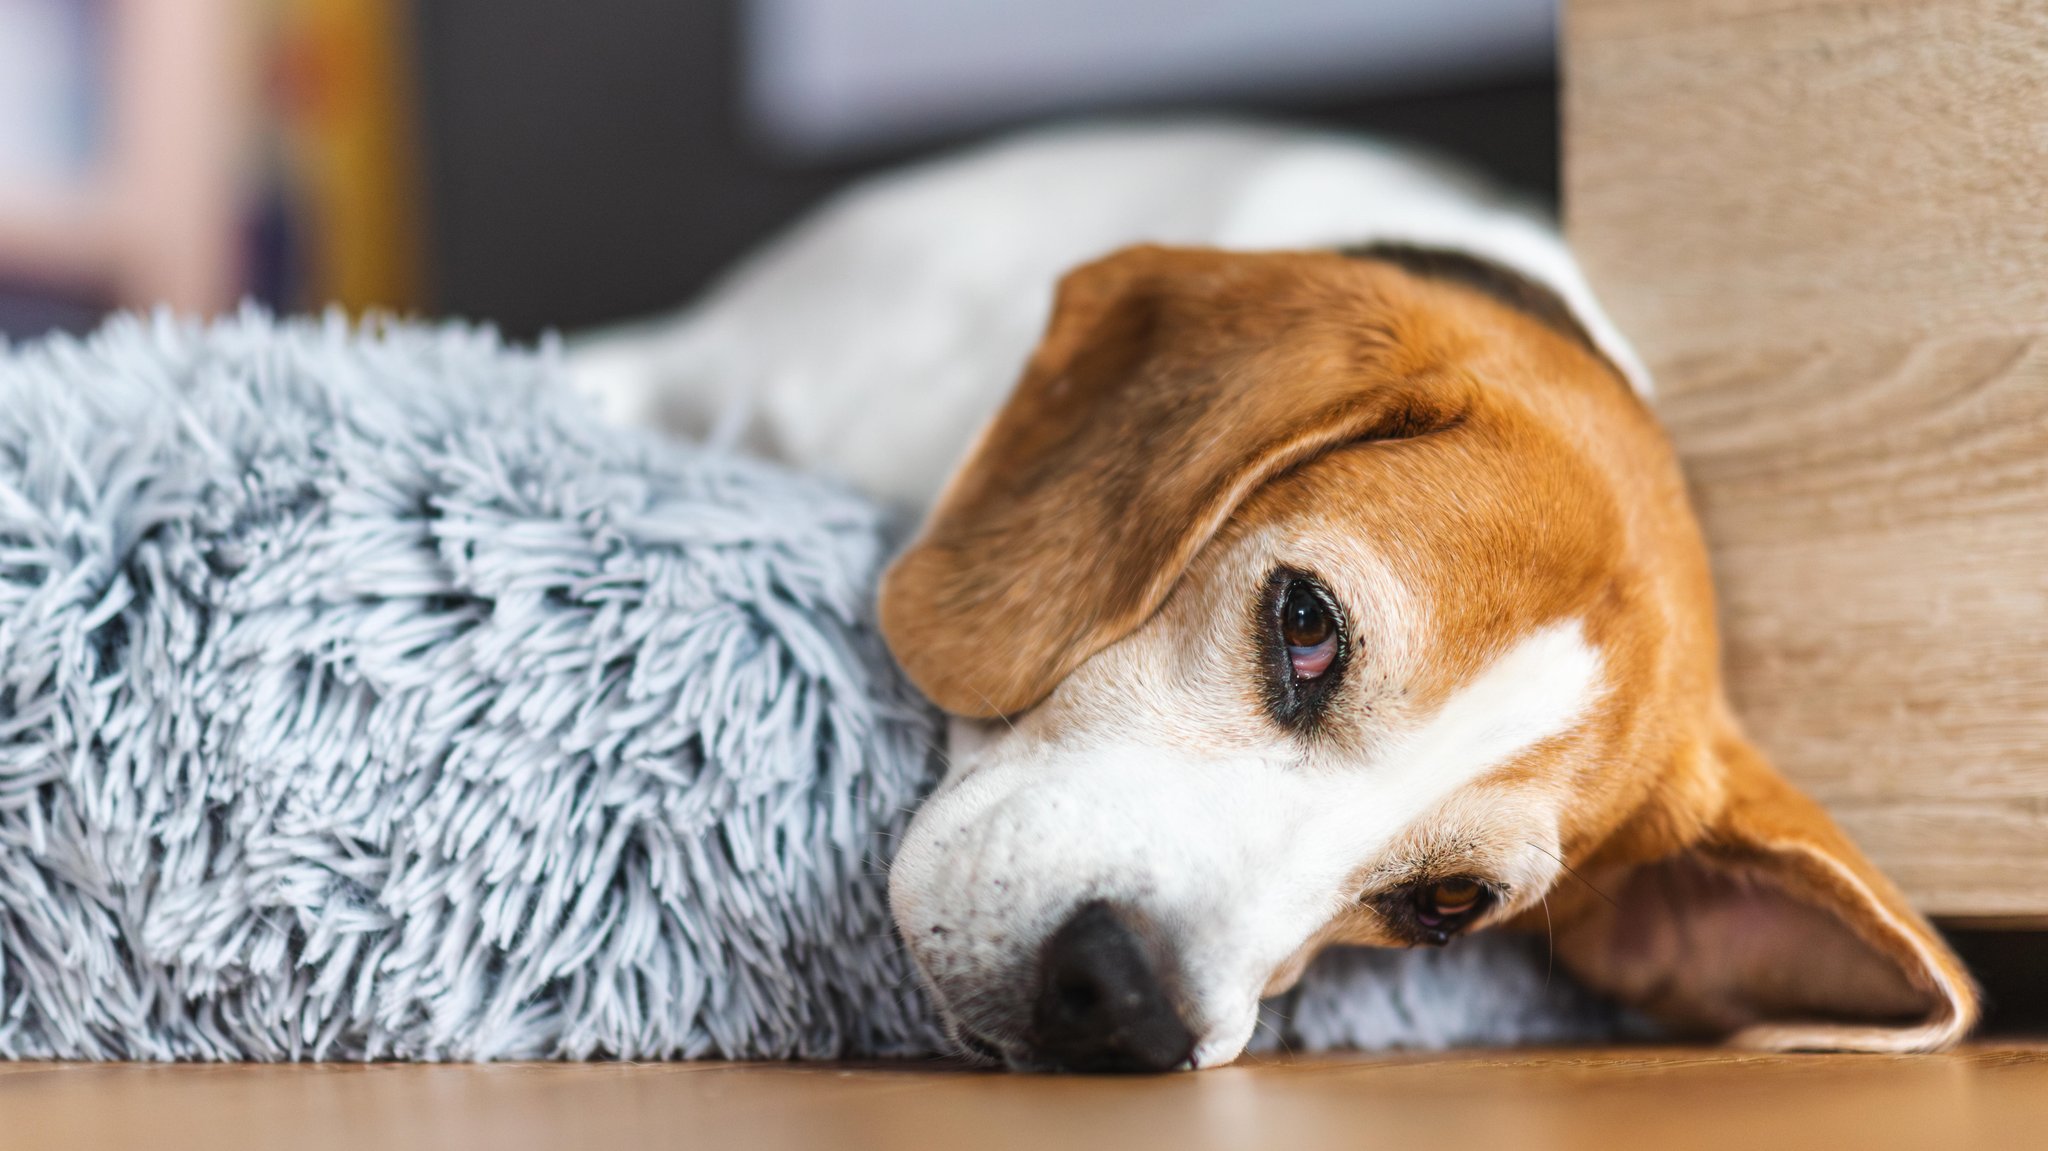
1554 719 1978 1052
879 245 1465 717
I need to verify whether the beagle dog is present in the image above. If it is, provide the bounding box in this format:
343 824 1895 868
573 122 1976 1072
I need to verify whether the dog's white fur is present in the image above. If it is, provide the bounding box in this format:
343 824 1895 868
880 497 1607 1065
572 121 1647 511
895 639 1601 1065
571 121 1647 1067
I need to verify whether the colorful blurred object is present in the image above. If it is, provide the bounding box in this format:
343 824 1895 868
0 0 422 337
263 0 422 313
0 1 1560 341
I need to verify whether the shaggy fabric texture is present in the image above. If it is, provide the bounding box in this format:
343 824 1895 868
0 311 943 1060
0 311 1621 1060
1261 934 1633 1053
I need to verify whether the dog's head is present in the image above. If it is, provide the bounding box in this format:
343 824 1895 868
879 245 1975 1071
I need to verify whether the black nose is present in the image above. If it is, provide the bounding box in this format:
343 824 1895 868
1027 900 1194 1073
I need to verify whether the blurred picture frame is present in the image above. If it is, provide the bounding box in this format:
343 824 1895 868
0 0 251 317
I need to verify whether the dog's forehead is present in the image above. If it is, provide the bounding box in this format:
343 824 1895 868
1196 404 1620 679
1038 435 1619 765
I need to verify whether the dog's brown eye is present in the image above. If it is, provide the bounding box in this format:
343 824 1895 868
1260 569 1348 730
1367 876 1498 946
1404 876 1495 944
1429 878 1482 916
1281 582 1338 679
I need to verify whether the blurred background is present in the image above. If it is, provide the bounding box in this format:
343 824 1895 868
0 0 1559 341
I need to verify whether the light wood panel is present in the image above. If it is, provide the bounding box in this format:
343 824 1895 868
1565 0 2048 914
1567 0 2048 356
4 1051 2047 1151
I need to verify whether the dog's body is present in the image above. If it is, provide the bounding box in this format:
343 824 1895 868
571 122 1645 510
573 122 1975 1071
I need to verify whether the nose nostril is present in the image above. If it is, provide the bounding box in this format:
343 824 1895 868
1055 972 1102 1015
1029 900 1195 1073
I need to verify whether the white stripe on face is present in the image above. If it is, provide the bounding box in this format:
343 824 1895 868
890 617 1605 1068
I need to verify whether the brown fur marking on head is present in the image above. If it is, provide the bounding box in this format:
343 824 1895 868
880 246 1471 718
884 242 1977 1052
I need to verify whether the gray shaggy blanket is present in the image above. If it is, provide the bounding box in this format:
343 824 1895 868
0 311 1619 1060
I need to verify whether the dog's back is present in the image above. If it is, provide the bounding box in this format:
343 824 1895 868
569 120 1644 509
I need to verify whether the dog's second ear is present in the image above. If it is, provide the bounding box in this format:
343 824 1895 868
880 245 1463 717
1554 716 1979 1052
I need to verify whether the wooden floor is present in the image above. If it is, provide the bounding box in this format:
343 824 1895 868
6 1047 2046 1151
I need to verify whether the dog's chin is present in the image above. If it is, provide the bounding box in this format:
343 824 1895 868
948 1023 1010 1068
1188 1005 1261 1070
937 1000 1257 1074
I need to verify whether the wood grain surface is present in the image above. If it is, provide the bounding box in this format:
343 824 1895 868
1565 0 2048 914
4 1049 2045 1151
1566 0 2048 357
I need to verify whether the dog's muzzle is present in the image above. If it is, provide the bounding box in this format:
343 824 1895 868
1024 900 1195 1073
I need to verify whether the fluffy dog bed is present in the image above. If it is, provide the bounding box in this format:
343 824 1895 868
0 311 1621 1060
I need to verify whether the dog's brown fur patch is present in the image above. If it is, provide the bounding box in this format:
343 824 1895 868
880 244 1977 1052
